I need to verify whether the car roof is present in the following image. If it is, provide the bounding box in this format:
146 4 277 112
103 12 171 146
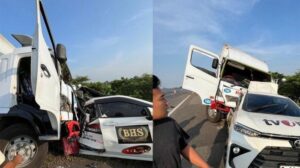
84 95 152 107
247 91 288 99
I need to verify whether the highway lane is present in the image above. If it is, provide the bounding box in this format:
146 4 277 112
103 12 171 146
165 89 228 168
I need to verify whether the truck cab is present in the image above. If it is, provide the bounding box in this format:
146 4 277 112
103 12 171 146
183 44 271 122
0 1 77 167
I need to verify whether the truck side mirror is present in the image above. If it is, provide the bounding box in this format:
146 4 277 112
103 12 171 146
212 58 218 69
56 44 67 63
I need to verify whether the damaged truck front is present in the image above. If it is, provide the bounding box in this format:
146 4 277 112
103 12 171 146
0 1 82 167
183 44 271 123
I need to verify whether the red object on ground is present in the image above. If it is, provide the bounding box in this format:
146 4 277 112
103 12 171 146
210 99 231 113
62 121 80 156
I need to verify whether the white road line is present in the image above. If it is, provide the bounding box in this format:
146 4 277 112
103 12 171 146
168 94 191 116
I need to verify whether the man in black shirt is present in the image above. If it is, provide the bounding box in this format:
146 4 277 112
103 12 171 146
153 75 210 168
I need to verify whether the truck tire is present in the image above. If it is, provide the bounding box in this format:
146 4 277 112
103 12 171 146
0 123 48 168
206 107 221 123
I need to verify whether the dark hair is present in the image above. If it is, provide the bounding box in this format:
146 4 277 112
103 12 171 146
153 75 160 89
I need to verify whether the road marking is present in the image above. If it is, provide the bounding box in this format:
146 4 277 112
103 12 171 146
168 94 191 116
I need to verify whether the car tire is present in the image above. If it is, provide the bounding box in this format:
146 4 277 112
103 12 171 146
206 107 221 123
0 123 48 168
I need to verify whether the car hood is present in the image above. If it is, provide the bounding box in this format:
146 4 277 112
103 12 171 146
236 110 300 136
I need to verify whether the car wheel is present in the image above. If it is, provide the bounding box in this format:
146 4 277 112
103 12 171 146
0 123 48 168
206 107 221 123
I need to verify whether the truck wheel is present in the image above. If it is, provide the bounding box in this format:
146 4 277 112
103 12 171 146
0 124 48 168
206 107 221 123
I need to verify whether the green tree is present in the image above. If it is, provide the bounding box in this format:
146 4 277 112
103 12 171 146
71 76 90 86
71 74 152 101
279 71 300 104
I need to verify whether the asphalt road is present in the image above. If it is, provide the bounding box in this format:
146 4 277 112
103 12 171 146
165 89 228 168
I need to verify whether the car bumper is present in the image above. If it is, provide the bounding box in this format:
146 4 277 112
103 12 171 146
226 129 300 168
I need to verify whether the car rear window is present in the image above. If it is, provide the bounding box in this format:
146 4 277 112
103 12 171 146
242 93 300 117
96 101 148 118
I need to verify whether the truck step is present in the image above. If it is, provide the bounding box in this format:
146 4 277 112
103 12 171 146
39 135 59 141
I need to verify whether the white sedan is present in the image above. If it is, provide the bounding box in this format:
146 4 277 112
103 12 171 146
226 90 300 168
78 95 153 161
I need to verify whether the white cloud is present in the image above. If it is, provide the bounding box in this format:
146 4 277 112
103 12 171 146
125 8 152 23
209 0 260 15
72 36 120 50
154 0 259 36
235 38 300 74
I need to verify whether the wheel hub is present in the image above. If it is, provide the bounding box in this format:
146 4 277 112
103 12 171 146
4 136 38 167
208 108 217 118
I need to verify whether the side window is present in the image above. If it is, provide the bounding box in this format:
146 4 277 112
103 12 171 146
86 104 99 121
97 102 147 118
191 50 216 77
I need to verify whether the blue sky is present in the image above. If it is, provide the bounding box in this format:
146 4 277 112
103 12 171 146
0 0 152 82
154 0 300 88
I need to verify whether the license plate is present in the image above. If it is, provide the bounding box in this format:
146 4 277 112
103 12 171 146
279 165 300 168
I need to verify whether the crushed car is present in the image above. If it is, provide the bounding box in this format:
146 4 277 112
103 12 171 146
225 81 300 168
79 95 153 161
183 44 271 123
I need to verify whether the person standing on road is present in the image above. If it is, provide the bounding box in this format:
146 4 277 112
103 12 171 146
0 151 23 168
153 75 210 168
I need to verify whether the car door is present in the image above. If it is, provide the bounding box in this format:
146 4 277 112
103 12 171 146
98 100 153 161
31 0 60 129
182 45 219 105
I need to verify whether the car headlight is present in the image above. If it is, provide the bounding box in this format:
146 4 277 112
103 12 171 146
234 123 261 137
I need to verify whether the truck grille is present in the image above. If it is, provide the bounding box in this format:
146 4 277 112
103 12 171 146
249 147 300 168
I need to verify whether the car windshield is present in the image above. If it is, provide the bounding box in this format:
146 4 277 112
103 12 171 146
242 93 300 117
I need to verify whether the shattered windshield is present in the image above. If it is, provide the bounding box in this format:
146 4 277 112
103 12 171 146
221 60 271 88
242 93 300 117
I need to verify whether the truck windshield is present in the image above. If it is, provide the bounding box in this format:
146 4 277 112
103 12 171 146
221 60 271 88
242 93 300 117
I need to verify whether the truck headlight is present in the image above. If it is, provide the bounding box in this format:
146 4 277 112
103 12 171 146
234 123 261 137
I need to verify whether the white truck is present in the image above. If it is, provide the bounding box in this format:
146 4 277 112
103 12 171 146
183 44 272 122
0 1 154 167
0 1 83 167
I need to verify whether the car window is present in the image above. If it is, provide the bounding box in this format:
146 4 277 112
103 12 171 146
97 101 147 118
191 50 216 77
243 93 300 117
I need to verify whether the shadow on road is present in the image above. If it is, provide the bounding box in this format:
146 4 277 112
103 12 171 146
207 124 228 168
185 119 208 141
179 116 196 129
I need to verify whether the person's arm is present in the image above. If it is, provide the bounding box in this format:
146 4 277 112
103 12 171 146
181 145 210 168
3 155 23 168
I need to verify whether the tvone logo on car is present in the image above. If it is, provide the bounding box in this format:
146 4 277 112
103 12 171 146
263 119 300 127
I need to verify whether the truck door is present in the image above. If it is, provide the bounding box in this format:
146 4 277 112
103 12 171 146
182 45 219 105
31 0 60 130
98 101 153 161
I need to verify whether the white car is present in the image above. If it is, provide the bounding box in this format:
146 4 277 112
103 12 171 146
78 95 153 161
226 90 300 168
